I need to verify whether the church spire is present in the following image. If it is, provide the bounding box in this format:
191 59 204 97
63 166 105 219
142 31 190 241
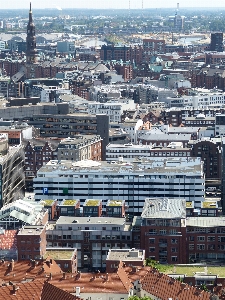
29 2 33 23
26 2 37 64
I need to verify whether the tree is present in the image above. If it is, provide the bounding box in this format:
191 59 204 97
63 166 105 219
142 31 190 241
128 296 152 300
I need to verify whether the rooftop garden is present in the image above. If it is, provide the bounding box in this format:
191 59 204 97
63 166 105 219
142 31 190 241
108 200 123 206
63 200 77 206
202 202 217 208
43 200 54 206
44 250 74 260
146 259 225 277
186 202 193 208
86 200 100 206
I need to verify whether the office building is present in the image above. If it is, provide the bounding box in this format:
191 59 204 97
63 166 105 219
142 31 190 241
28 114 109 160
210 32 224 52
0 145 25 208
34 157 205 214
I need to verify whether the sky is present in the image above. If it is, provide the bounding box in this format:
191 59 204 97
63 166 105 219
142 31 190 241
2 0 225 10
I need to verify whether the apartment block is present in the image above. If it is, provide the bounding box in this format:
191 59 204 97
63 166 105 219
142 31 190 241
46 216 131 270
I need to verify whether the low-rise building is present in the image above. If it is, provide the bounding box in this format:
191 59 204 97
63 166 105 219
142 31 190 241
106 248 145 272
17 225 47 260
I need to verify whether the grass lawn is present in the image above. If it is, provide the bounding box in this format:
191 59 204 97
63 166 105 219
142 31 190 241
165 266 225 277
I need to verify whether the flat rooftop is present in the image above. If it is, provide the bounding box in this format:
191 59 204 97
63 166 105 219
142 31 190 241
187 217 225 227
44 249 75 260
17 225 45 236
84 199 101 206
38 157 203 175
107 249 144 261
56 216 126 226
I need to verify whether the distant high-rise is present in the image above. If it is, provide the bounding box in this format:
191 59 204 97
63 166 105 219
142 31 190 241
26 2 37 64
210 32 224 52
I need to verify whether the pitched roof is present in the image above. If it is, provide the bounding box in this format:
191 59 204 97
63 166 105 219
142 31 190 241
0 279 45 300
47 272 129 295
41 281 80 300
0 259 62 284
125 266 212 300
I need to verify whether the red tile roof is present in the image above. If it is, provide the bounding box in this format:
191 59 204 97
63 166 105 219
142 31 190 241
123 265 212 300
41 281 80 300
0 259 62 284
48 271 129 294
0 230 17 250
0 279 45 300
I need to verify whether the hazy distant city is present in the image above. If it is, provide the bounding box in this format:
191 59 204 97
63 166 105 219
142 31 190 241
0 3 225 300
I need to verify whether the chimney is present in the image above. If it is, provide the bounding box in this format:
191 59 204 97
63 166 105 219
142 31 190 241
10 259 14 271
12 285 19 294
63 272 66 280
30 259 35 268
50 259 53 264
105 273 109 281
76 271 81 280
132 266 137 273
49 273 52 281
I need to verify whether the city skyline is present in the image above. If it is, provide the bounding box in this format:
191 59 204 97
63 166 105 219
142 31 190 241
1 0 225 10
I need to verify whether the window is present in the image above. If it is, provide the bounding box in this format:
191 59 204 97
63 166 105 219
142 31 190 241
197 236 205 241
197 244 205 250
171 239 178 244
149 238 155 244
189 244 194 250
149 247 155 252
171 256 177 262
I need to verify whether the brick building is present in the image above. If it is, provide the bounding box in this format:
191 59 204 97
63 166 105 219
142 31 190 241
27 114 109 160
57 135 102 161
143 38 165 62
138 198 187 264
17 225 47 260
23 139 58 190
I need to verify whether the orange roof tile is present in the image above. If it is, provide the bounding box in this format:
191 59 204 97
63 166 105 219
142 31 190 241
0 279 45 300
41 281 80 300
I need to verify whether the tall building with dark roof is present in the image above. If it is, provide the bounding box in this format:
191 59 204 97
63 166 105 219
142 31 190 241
26 3 37 64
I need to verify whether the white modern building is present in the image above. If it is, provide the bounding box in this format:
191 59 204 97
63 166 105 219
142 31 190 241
34 157 205 214
163 89 225 109
106 143 151 161
215 113 225 136
88 99 135 123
